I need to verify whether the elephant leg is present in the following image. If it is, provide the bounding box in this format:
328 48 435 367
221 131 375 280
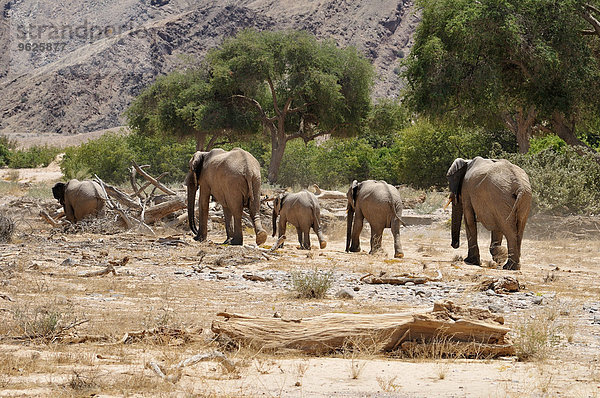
391 218 404 258
296 227 304 249
349 210 363 252
303 230 311 250
64 203 76 223
463 207 480 265
503 232 521 270
313 223 327 249
490 231 507 264
222 207 234 245
369 225 384 255
230 212 243 245
249 181 267 245
195 191 211 242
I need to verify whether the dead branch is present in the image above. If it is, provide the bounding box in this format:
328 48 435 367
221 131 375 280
176 351 236 373
242 274 273 282
39 209 61 228
312 184 347 200
131 160 176 196
0 293 13 301
132 172 169 199
79 263 117 277
100 182 142 210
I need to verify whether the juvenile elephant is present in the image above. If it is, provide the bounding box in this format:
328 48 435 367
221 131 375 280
447 157 532 270
346 180 404 258
271 190 327 250
52 179 107 223
186 148 267 246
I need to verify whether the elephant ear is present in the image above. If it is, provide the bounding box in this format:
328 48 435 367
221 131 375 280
52 182 66 204
447 158 470 197
347 180 359 209
189 151 206 181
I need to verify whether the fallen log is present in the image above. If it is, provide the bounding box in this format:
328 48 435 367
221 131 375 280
360 270 442 286
313 184 347 200
211 301 513 357
143 197 186 224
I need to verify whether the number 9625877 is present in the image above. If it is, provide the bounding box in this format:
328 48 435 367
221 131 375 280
17 42 67 52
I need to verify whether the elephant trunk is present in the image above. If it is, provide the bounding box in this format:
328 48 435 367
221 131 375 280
346 204 354 252
272 207 278 237
186 171 198 235
451 194 462 249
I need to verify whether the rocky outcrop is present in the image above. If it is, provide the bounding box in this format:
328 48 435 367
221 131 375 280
0 0 417 139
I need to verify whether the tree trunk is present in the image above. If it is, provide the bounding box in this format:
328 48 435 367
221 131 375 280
267 121 286 183
502 107 536 154
552 111 600 164
194 130 207 152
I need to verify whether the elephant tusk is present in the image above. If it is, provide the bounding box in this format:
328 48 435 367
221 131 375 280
443 197 452 211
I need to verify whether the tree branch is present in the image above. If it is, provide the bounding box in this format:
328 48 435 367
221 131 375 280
231 95 276 123
581 4 600 37
267 78 281 116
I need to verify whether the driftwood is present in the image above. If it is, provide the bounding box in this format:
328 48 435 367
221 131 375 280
212 301 513 357
148 350 235 382
313 184 347 200
131 160 177 196
102 183 142 210
360 271 442 286
143 197 186 224
79 263 117 277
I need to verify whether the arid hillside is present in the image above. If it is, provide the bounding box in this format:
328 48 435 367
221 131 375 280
0 0 417 140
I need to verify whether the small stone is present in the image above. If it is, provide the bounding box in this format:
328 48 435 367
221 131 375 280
488 305 503 313
405 282 415 286
353 286 360 292
336 289 355 299
273 312 281 318
486 289 497 296
295 381 301 387
532 296 544 305
61 258 75 267
593 316 600 325
415 289 432 298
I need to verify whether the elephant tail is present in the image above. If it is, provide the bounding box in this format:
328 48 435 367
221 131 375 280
391 199 406 227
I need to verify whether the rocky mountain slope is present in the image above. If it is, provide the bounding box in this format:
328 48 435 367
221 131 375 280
0 0 418 140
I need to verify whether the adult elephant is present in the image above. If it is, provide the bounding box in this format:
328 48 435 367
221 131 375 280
186 148 267 246
272 190 327 250
447 157 532 270
52 179 107 223
346 180 404 258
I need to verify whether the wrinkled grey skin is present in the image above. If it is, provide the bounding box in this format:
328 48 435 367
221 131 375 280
346 180 404 258
272 190 327 250
186 148 267 246
447 157 532 270
52 179 107 223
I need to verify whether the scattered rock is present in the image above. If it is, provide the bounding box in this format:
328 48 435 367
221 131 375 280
353 286 360 291
61 258 75 266
336 289 355 299
532 296 544 305
479 276 521 294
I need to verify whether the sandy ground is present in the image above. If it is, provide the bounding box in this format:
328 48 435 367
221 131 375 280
0 174 599 397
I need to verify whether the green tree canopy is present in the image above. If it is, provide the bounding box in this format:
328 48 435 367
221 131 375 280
207 29 375 183
402 0 600 156
125 67 258 151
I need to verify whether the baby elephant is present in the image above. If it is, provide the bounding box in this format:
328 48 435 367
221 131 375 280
346 180 404 258
52 179 107 223
272 190 327 249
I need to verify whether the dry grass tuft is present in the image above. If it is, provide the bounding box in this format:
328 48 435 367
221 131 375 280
290 268 334 299
512 310 561 361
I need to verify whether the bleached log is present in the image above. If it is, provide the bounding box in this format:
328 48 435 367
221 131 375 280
211 301 513 356
143 197 186 224
102 183 142 210
79 263 116 277
176 351 236 372
313 184 347 200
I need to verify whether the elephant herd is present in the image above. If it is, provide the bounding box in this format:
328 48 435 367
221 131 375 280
52 148 532 271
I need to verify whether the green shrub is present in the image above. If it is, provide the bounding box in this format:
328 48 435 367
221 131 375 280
61 133 133 183
528 134 566 154
7 145 61 168
502 146 600 215
61 132 196 184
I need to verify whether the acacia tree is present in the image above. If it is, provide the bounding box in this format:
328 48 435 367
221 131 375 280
126 68 258 151
207 29 375 183
402 0 600 155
